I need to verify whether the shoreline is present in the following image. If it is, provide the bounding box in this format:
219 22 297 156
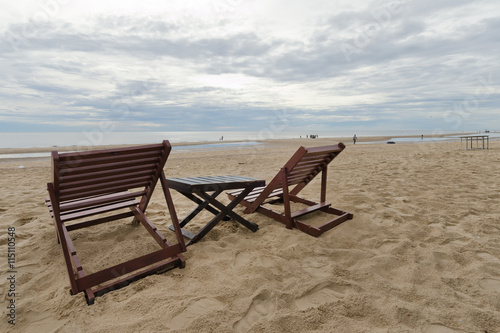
0 132 484 158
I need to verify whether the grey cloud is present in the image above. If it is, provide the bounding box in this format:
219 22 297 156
1 3 499 132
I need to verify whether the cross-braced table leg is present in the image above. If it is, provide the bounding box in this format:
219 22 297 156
186 187 258 246
196 189 259 232
169 190 231 237
179 190 232 227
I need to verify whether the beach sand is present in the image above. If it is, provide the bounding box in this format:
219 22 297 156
1 138 499 332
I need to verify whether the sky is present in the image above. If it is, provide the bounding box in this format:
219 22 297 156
1 0 499 134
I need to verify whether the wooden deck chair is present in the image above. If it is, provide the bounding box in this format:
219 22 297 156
227 143 353 237
45 140 186 305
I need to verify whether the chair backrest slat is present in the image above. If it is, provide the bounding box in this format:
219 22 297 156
285 144 344 188
52 141 171 206
289 163 326 176
60 163 158 183
59 157 161 176
58 143 164 161
59 180 153 202
59 191 146 212
295 156 331 166
59 150 163 168
58 176 153 197
59 169 154 190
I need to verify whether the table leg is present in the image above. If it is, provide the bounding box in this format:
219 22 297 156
195 187 258 236
199 188 258 232
169 189 232 237
177 190 228 227
186 187 257 246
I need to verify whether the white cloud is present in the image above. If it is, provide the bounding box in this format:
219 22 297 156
1 0 499 132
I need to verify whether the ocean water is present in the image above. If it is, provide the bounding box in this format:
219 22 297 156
1 130 497 159
0 129 481 149
0 141 263 159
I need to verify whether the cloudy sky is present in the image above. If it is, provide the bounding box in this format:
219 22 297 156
1 0 499 134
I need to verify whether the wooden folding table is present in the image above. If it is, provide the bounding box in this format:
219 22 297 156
167 175 265 246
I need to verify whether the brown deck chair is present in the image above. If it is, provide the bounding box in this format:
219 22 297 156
45 140 186 305
227 143 353 237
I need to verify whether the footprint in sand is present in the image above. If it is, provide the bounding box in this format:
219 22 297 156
233 252 282 275
433 252 457 272
14 217 35 226
302 260 331 278
258 256 283 275
479 278 500 292
422 324 465 333
294 282 346 311
23 312 68 333
170 297 225 330
233 291 275 333
233 251 253 267
476 251 500 263
376 239 400 252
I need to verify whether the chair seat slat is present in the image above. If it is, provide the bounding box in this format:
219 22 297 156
61 199 139 222
59 190 146 212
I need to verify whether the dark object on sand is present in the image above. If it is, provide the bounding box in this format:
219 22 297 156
45 140 186 305
387 141 396 144
167 175 265 246
227 143 353 237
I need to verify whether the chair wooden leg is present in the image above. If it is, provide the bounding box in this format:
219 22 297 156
280 168 293 229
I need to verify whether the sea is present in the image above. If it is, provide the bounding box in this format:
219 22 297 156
1 129 493 149
0 130 497 159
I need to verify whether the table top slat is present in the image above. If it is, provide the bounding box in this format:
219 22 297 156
167 175 265 192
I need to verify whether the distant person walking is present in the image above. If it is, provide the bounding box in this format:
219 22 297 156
353 134 357 144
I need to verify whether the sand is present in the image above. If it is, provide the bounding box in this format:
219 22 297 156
1 138 499 332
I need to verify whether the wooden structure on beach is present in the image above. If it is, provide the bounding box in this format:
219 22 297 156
228 144 353 237
167 175 265 246
45 140 186 305
460 135 489 150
